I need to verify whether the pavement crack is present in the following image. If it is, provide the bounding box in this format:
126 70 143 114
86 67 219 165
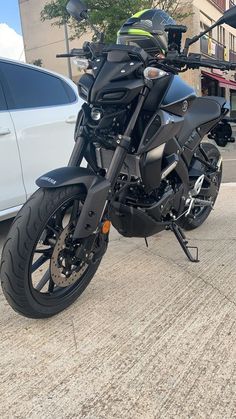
194 273 236 308
71 318 78 351
144 247 236 308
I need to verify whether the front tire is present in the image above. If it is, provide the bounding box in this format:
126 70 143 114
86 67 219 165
1 186 106 318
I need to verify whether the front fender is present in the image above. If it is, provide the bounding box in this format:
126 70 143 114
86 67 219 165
36 167 98 190
36 167 111 239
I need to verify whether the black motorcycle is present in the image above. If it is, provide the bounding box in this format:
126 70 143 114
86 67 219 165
1 1 236 318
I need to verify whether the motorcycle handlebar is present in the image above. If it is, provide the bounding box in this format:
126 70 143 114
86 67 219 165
163 53 236 72
56 48 86 58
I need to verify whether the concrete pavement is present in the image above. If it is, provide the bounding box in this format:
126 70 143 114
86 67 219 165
220 141 236 183
0 183 236 418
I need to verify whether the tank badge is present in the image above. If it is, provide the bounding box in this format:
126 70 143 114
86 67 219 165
182 100 189 113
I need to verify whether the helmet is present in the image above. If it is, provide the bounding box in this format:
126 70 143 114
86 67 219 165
117 9 176 55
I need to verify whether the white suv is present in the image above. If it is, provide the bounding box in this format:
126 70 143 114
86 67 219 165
0 58 83 221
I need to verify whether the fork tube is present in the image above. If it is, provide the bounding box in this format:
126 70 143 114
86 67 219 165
124 86 149 137
68 137 87 167
106 87 149 186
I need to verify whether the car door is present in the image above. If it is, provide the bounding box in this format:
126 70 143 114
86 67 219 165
0 78 26 214
0 60 81 199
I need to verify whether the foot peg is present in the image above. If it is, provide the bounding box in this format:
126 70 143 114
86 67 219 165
170 223 199 263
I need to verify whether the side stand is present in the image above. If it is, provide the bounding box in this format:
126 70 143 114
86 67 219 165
169 223 199 263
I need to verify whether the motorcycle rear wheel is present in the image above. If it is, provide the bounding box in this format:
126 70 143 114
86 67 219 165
178 142 222 231
0 186 106 318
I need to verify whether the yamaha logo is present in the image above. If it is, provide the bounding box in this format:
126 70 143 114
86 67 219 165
182 100 189 113
41 176 57 185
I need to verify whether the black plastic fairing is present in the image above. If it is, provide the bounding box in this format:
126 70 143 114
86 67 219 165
90 60 144 105
110 201 165 238
138 110 184 154
143 74 173 112
161 75 197 117
140 143 165 191
78 73 94 101
36 167 98 190
162 75 196 106
177 96 226 144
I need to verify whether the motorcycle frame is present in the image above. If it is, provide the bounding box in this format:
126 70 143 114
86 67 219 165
37 83 215 240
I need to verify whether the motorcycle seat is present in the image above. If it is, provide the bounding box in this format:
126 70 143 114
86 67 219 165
178 96 227 144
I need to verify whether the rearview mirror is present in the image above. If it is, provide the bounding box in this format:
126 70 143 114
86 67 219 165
218 5 236 29
66 0 88 22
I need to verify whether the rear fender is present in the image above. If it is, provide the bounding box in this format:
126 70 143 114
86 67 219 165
36 167 111 239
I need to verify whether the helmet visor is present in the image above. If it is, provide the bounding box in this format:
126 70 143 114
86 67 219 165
117 34 161 53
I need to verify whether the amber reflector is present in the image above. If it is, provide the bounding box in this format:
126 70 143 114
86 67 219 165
102 220 111 234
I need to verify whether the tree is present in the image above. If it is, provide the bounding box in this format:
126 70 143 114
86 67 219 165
31 58 43 67
41 0 191 44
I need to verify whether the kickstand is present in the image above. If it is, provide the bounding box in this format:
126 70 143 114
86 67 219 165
170 223 199 263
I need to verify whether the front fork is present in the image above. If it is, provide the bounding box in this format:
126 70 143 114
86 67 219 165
71 86 150 240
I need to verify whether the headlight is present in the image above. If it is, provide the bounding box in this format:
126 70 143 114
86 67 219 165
73 58 90 70
91 108 103 121
143 67 168 80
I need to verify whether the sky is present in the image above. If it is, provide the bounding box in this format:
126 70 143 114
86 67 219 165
0 0 25 61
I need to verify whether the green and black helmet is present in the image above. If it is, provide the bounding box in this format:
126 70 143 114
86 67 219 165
117 9 176 55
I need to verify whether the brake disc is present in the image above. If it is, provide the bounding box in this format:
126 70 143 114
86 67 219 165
50 224 88 288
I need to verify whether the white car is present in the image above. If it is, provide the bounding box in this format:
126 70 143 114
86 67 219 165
0 58 83 221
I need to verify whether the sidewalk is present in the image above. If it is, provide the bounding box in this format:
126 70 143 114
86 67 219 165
0 184 236 419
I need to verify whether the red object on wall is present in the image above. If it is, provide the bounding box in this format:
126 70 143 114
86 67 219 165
202 71 236 90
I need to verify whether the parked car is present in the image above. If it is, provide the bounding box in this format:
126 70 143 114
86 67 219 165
0 58 83 221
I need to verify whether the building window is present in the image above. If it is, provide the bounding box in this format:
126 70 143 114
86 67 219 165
201 73 225 98
230 34 236 62
200 22 225 60
209 0 226 11
200 22 212 38
231 90 236 117
217 26 225 45
230 34 236 51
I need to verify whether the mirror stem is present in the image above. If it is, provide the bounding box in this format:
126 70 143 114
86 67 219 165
183 19 221 55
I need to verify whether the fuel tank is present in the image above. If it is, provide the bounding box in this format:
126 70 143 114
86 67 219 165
161 75 197 117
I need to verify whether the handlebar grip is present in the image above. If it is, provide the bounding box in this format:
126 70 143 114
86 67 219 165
70 48 86 56
56 54 72 58
56 49 87 59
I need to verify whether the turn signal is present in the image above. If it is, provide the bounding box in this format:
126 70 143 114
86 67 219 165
73 58 90 70
143 67 168 80
102 220 111 235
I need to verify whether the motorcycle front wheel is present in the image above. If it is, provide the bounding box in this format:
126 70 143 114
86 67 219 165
0 186 108 318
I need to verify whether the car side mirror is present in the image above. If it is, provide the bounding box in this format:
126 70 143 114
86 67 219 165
66 0 88 22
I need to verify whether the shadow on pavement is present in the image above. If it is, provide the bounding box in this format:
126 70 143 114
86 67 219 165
0 219 13 253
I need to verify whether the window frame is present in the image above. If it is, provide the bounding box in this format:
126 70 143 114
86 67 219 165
0 78 8 112
230 33 236 51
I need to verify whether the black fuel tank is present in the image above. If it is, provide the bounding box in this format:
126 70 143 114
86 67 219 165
161 76 197 117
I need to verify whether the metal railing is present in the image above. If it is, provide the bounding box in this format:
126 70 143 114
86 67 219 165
200 36 225 60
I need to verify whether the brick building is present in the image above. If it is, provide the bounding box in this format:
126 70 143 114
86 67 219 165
181 0 236 115
19 0 236 114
